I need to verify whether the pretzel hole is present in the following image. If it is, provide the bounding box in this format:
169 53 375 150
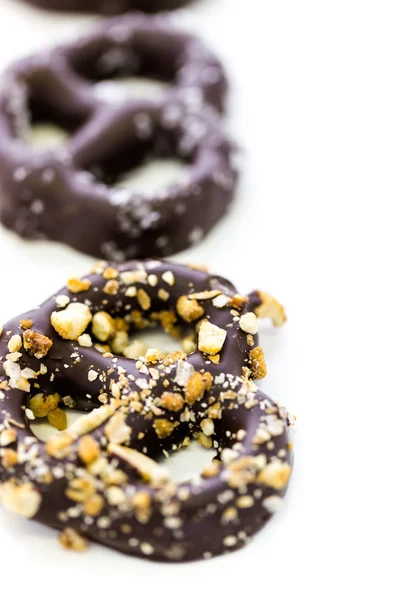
161 442 214 483
94 77 169 102
86 133 191 194
6 78 89 150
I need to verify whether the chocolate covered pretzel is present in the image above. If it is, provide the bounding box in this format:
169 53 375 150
23 0 192 14
0 260 292 562
0 15 237 260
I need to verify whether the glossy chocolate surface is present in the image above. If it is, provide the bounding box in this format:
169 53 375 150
22 0 192 14
0 15 237 260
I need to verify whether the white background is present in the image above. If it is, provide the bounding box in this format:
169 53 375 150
0 0 399 596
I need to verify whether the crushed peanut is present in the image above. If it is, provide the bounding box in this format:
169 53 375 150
198 322 226 355
23 329 53 359
51 303 92 340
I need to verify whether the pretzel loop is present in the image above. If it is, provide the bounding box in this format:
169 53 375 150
0 15 238 260
0 260 292 562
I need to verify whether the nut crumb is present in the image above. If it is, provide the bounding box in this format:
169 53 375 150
59 528 88 552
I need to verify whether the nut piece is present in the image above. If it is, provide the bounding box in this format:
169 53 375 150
78 435 100 464
23 330 53 359
0 428 17 447
200 418 215 436
198 322 227 355
67 278 92 293
0 481 41 518
254 292 287 327
59 528 88 552
239 312 259 335
8 335 22 353
105 412 132 445
176 296 205 322
249 346 267 379
29 393 61 418
137 289 151 311
1 449 18 468
48 408 67 431
185 371 213 405
20 319 33 330
123 340 148 360
51 303 92 340
92 312 115 342
108 444 169 483
83 494 104 517
104 280 119 295
153 419 178 439
159 392 185 412
257 462 291 489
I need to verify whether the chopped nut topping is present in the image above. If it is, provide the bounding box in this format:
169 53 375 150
137 289 151 311
8 335 22 353
29 392 61 418
131 490 152 524
231 295 248 310
200 418 215 436
159 392 185 412
19 319 33 330
105 412 132 445
198 322 226 355
163 350 186 366
123 340 148 359
222 507 238 523
55 295 70 308
0 481 41 518
78 333 93 347
67 278 92 293
48 408 67 431
51 303 92 340
111 331 129 354
247 334 255 347
189 290 221 301
181 335 197 354
153 419 178 438
239 312 259 335
145 348 166 364
158 289 169 301
161 271 175 286
92 311 115 342
1 449 18 468
104 280 119 295
236 495 255 508
201 463 220 478
120 270 147 285
185 371 213 405
78 435 100 464
257 462 291 489
106 486 126 506
176 296 205 322
249 346 267 379
148 274 158 286
108 444 169 483
212 294 231 308
254 292 287 327
103 267 119 280
0 428 17 447
83 494 104 516
197 432 213 448
23 329 53 359
66 478 95 502
59 528 87 552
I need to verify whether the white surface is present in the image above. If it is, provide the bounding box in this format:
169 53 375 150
0 0 399 596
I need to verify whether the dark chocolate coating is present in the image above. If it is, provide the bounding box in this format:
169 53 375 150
0 260 292 562
21 0 191 14
0 15 237 260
